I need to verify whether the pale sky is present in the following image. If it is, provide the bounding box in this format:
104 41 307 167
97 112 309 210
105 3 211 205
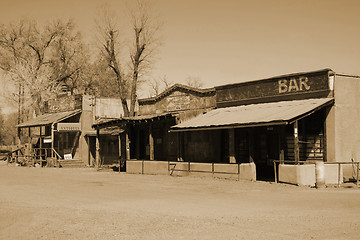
1 0 360 112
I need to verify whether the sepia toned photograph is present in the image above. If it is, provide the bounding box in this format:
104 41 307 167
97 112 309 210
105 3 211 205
0 0 360 239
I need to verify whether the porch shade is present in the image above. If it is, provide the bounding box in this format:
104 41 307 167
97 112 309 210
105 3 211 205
170 98 333 131
17 109 81 128
85 128 125 136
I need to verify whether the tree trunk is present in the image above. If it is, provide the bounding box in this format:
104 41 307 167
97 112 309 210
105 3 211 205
129 65 138 117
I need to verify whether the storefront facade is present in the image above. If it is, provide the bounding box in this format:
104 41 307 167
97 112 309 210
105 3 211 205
92 84 216 167
171 68 360 181
15 94 125 167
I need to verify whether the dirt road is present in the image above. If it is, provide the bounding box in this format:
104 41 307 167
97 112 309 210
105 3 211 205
0 163 359 239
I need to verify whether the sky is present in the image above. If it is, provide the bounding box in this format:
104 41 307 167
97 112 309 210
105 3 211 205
1 0 360 112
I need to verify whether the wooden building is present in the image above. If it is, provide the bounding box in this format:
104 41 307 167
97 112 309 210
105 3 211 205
16 94 125 167
171 69 360 180
92 84 216 167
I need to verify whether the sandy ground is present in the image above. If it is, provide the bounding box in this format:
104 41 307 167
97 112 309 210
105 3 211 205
0 162 360 240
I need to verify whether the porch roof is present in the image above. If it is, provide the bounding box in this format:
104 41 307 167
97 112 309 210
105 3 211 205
92 112 176 129
170 98 333 131
85 128 125 136
17 109 81 128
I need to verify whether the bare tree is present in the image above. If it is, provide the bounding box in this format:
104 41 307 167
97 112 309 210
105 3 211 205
128 0 161 116
185 76 204 88
95 4 130 116
95 0 161 117
0 19 88 118
148 75 173 97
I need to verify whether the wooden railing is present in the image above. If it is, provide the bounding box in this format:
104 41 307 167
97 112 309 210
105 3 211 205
7 147 63 167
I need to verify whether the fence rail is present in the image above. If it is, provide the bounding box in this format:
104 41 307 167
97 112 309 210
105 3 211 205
273 160 360 187
7 147 63 167
168 161 242 176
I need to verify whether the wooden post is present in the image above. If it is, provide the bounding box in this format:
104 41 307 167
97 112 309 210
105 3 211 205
29 127 34 166
149 124 154 160
274 161 278 183
17 128 21 146
229 128 236 163
279 126 285 163
125 129 130 160
39 126 42 166
118 134 122 173
294 120 300 164
357 162 359 188
177 132 183 162
57 132 61 163
338 163 341 188
95 128 100 169
248 129 254 163
136 128 140 159
87 135 91 166
51 124 55 158
118 134 122 160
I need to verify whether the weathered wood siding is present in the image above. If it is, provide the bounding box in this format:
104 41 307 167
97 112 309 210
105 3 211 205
216 69 333 108
139 89 216 121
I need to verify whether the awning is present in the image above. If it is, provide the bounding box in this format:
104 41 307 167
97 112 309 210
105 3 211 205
170 98 333 131
17 109 81 128
85 128 125 136
93 112 176 129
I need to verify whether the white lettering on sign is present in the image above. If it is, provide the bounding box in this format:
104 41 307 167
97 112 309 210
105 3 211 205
57 123 81 132
278 77 311 94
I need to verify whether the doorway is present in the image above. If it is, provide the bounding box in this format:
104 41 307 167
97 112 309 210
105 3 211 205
253 128 279 181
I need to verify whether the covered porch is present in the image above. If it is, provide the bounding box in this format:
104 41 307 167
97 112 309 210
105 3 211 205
170 98 334 181
92 113 178 169
14 109 81 167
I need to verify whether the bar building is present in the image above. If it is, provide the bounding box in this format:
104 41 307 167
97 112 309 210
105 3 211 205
94 68 360 184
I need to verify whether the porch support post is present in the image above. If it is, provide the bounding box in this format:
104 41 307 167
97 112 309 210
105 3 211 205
29 127 34 166
294 120 300 164
125 128 131 160
149 124 154 160
229 128 236 163
17 128 21 146
95 128 100 169
279 126 285 163
87 135 91 166
177 132 183 162
118 134 122 160
39 126 42 164
51 124 55 158
248 129 254 163
39 126 42 150
136 128 140 159
28 127 31 146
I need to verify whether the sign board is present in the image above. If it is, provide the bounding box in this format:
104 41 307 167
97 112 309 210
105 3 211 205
43 138 52 143
57 123 81 132
167 94 191 111
216 70 331 106
64 154 72 160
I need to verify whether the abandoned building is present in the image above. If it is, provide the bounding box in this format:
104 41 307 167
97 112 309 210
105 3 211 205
15 93 126 167
13 68 360 186
93 68 360 186
92 84 216 166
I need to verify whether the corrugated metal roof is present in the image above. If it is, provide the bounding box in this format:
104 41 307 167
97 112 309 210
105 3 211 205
17 109 81 128
171 98 333 131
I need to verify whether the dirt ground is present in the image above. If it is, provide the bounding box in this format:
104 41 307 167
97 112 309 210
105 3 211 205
0 162 360 240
